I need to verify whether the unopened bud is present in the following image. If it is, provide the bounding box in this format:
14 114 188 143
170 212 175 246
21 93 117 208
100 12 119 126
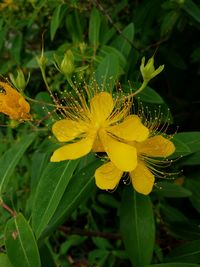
60 50 75 76
9 69 28 92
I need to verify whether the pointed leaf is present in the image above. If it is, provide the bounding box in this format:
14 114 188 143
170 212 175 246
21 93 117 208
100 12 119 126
89 8 101 48
95 54 120 91
32 160 79 239
120 186 155 267
112 23 134 58
0 133 36 195
41 159 101 238
5 213 41 267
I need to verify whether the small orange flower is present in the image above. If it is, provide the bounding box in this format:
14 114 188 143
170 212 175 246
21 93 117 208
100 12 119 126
0 82 31 120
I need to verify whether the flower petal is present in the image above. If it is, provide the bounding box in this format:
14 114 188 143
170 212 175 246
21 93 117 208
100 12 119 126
92 135 105 152
95 161 123 190
136 135 175 157
130 161 154 195
100 130 137 171
52 119 87 142
90 92 114 124
108 115 149 142
50 135 94 162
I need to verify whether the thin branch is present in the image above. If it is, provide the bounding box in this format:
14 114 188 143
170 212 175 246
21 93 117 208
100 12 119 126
59 226 121 240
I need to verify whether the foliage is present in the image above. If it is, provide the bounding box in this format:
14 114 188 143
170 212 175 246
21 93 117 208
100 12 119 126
0 0 200 266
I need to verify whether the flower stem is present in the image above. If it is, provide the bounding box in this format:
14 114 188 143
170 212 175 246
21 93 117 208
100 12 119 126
0 199 16 217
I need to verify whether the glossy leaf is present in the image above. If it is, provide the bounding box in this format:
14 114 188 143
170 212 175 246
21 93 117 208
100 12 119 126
120 186 155 267
41 159 101 238
0 133 36 195
32 160 79 239
5 213 41 267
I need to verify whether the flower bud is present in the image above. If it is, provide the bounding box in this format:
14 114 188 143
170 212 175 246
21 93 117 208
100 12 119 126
60 50 75 76
9 69 27 92
140 56 164 83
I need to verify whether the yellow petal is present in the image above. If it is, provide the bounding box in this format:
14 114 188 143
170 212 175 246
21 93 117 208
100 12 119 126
92 135 105 152
130 161 154 195
90 92 114 124
108 115 149 142
0 82 31 120
52 119 87 142
50 135 95 162
95 161 123 190
100 130 137 171
136 135 175 157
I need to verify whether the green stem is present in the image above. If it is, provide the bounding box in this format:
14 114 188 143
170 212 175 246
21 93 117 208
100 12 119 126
130 80 148 97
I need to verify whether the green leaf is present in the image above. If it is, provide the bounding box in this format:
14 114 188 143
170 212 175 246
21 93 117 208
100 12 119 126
0 253 13 267
0 133 36 195
95 54 120 91
120 186 155 267
160 11 179 37
130 82 164 104
154 182 192 198
50 5 63 41
165 240 200 263
89 8 101 48
173 132 200 153
5 213 41 267
183 0 200 23
185 179 200 213
41 159 101 238
32 160 79 239
112 23 134 58
179 151 200 165
11 34 22 64
145 263 200 267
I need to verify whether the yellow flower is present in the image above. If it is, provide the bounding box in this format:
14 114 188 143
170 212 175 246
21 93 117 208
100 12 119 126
0 0 18 11
50 91 149 171
140 56 164 83
0 82 31 120
95 133 175 195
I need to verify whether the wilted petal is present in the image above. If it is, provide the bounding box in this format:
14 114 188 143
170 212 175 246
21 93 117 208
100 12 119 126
100 130 137 171
52 119 87 142
130 161 154 195
50 135 95 162
95 161 123 190
90 92 114 124
108 115 149 142
136 135 175 158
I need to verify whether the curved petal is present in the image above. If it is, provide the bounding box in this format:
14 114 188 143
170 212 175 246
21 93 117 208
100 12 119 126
100 130 137 172
108 115 149 142
95 161 123 190
90 92 114 124
130 161 154 195
136 135 175 158
50 135 95 162
52 119 87 142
